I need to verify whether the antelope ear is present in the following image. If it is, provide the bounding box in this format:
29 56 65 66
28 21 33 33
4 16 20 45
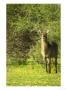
38 30 41 34
47 30 50 33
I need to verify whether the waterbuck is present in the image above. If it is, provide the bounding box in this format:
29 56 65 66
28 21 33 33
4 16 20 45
40 30 58 73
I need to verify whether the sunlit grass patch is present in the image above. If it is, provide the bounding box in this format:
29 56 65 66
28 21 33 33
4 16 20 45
7 61 61 86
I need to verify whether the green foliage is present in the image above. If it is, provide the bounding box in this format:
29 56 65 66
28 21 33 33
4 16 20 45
7 4 61 64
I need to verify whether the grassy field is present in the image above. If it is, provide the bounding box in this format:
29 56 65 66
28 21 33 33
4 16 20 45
7 59 61 86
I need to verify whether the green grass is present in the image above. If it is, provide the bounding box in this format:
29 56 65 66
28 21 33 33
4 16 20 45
7 60 61 86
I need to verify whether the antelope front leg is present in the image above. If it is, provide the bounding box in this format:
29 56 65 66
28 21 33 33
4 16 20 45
49 57 51 73
45 57 47 72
